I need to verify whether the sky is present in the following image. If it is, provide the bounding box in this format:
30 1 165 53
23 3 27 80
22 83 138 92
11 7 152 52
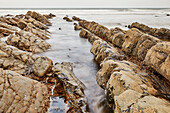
0 0 170 8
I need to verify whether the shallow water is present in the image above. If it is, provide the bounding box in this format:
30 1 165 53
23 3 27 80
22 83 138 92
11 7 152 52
0 9 170 113
38 16 110 113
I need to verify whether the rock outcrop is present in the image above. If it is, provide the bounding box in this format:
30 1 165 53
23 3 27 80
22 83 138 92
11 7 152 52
26 11 52 26
74 17 170 113
6 30 51 53
0 68 50 113
131 22 170 41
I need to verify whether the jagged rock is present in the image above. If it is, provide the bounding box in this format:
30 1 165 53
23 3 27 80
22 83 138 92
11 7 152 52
0 17 18 26
0 22 18 31
145 42 170 81
52 62 87 112
23 23 50 40
25 16 49 30
79 29 91 38
72 16 82 21
74 25 82 30
90 40 121 63
26 11 52 26
0 41 38 74
122 28 160 60
6 30 51 53
0 68 49 113
114 90 170 113
131 22 170 41
88 35 101 44
43 13 56 19
0 27 14 38
63 16 73 22
33 57 53 77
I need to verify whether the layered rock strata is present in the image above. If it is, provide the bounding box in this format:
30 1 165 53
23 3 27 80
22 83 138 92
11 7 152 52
74 18 170 112
0 12 88 113
130 22 170 41
6 30 51 53
78 19 170 82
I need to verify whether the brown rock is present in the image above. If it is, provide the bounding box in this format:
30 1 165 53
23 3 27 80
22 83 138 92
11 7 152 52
145 42 170 81
0 68 49 113
33 57 53 77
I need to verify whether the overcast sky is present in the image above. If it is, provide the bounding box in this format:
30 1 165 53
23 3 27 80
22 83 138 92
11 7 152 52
0 0 170 8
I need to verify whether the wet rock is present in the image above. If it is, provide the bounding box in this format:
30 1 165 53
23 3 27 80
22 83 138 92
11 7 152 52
131 22 170 41
33 57 53 77
0 68 49 113
114 90 170 113
0 22 18 31
74 25 82 30
63 16 73 22
6 30 51 53
25 16 49 30
88 35 101 44
0 27 14 38
26 11 52 26
79 29 91 38
43 13 56 19
52 62 88 112
72 16 82 21
0 17 18 26
0 41 39 74
122 28 160 60
90 40 120 63
145 42 170 81
23 23 50 40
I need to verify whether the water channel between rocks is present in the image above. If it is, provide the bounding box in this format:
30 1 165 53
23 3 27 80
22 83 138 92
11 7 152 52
38 16 109 113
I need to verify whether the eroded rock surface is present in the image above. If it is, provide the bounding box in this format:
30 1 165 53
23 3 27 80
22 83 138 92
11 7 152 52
75 17 170 113
6 30 51 53
0 68 49 113
26 11 52 26
131 22 170 41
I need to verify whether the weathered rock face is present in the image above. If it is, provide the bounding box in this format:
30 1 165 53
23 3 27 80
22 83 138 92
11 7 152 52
72 16 82 21
74 24 82 31
43 13 56 19
6 30 51 53
114 90 170 113
145 42 170 81
131 22 170 41
0 27 14 38
76 18 170 113
26 11 52 26
63 16 73 22
90 40 121 63
0 17 18 26
0 68 49 113
25 16 49 30
0 22 18 32
52 62 88 112
33 57 53 77
122 28 160 60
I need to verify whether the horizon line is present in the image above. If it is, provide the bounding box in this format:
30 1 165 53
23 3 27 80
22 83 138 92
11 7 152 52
0 7 170 10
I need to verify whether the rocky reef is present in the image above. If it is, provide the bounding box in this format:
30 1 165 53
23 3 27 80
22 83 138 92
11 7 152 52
0 12 88 113
130 22 170 41
72 17 170 112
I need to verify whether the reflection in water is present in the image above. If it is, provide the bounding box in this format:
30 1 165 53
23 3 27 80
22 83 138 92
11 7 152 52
39 16 112 113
